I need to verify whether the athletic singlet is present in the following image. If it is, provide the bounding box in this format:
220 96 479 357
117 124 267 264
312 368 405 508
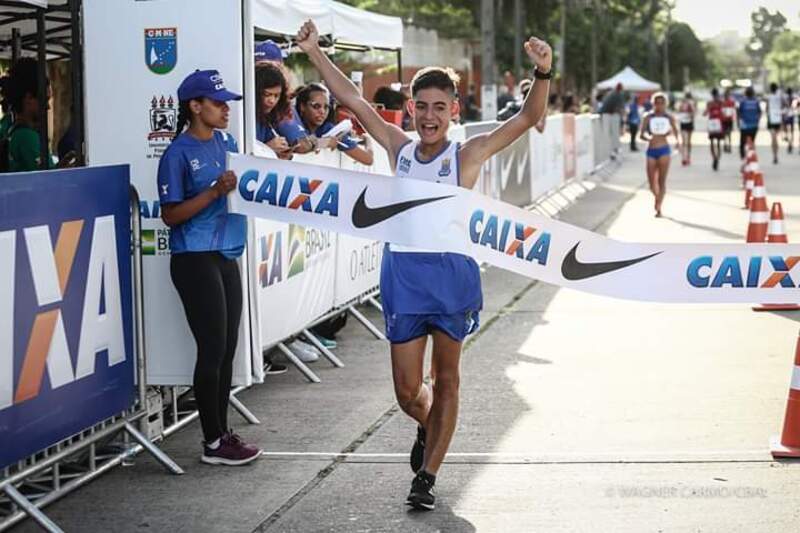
739 99 761 130
678 101 694 124
721 98 736 122
706 101 724 134
767 93 783 125
646 112 672 137
380 140 483 315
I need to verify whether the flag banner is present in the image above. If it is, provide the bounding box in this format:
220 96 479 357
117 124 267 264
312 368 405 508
228 154 800 304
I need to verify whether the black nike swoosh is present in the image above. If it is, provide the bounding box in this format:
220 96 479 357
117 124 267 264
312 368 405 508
351 187 454 229
561 242 662 281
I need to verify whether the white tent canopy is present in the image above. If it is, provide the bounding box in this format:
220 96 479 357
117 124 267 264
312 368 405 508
596 66 661 92
251 0 403 49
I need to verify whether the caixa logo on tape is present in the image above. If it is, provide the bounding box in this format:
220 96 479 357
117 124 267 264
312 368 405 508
0 216 127 411
687 255 800 288
469 209 550 264
238 170 339 216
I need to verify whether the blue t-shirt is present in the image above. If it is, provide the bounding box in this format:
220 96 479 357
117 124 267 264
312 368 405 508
157 130 246 259
739 98 761 130
256 110 308 146
314 120 360 151
627 102 640 125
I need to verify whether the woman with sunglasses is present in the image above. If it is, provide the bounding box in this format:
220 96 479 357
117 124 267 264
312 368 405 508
296 83 374 165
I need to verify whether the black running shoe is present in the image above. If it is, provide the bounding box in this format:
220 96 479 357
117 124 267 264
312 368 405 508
406 471 436 511
410 425 426 473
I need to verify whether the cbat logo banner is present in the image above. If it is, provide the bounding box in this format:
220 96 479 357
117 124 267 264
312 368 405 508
228 154 800 303
0 166 134 468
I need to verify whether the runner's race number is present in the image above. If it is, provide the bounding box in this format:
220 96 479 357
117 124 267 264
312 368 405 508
649 116 671 136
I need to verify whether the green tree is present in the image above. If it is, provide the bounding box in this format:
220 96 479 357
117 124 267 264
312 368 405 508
746 7 788 67
660 22 709 91
343 0 679 97
765 31 800 85
704 43 753 86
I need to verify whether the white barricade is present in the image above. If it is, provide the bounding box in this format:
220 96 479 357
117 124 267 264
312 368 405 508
543 114 565 189
83 0 252 386
575 114 595 177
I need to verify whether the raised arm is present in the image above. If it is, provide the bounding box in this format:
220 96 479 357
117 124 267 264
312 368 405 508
459 37 552 188
296 20 409 162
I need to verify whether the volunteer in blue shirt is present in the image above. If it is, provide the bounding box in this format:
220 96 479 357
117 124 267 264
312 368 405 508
738 86 761 160
295 83 374 165
253 43 315 159
157 69 261 466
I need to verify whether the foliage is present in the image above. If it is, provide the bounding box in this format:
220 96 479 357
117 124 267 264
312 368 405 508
746 7 788 67
765 31 800 86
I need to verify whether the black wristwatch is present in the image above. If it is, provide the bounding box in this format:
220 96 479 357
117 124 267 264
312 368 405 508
534 67 553 80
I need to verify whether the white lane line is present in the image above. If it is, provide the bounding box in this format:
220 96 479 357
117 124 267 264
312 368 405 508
260 450 768 460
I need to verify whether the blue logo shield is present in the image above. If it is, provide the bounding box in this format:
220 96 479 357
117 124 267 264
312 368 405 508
145 27 177 75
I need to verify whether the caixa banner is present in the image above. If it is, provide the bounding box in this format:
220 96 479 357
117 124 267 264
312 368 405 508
228 154 800 303
0 166 135 469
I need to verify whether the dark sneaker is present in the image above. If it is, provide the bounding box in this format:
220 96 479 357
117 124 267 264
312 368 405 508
410 425 426 473
406 471 436 511
201 434 261 466
225 430 262 456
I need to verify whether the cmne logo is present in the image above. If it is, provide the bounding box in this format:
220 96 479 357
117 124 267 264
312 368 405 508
1 216 126 411
239 171 339 216
687 255 800 288
469 210 550 265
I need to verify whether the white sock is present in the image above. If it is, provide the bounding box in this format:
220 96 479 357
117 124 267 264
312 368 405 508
207 438 221 450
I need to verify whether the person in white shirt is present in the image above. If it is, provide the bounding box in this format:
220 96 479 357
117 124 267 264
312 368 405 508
766 82 784 164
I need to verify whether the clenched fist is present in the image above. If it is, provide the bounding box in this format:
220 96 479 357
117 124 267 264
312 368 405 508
296 19 320 54
524 37 553 73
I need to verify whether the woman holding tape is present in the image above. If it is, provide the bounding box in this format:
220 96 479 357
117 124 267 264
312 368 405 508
640 92 681 218
157 69 261 466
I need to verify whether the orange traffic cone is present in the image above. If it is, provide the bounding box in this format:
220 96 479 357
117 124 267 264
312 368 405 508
768 203 788 243
744 171 755 208
746 172 768 242
742 160 759 189
754 203 800 311
771 332 800 457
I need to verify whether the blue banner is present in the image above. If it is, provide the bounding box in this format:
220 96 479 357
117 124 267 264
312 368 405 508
0 166 135 469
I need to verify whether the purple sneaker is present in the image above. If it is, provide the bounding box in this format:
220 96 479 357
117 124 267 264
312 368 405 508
225 430 262 456
201 434 261 466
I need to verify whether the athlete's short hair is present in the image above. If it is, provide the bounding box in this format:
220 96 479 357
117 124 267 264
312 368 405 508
651 91 668 105
410 67 460 98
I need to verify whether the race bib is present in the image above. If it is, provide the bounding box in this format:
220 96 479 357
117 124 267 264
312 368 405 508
708 119 722 133
723 107 734 118
649 116 671 135
678 112 692 124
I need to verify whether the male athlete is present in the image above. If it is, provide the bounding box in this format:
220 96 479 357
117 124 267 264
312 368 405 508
297 19 552 510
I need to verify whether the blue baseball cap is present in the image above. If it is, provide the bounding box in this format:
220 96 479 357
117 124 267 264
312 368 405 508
254 40 285 63
177 69 242 102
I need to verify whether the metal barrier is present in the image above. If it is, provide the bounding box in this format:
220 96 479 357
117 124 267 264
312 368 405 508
0 186 183 533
